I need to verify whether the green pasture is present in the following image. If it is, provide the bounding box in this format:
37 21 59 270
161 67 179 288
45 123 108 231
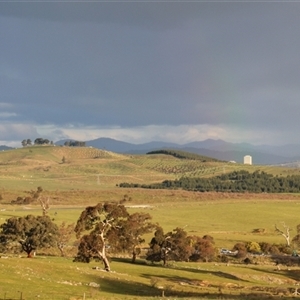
0 255 299 300
1 147 300 299
1 196 300 251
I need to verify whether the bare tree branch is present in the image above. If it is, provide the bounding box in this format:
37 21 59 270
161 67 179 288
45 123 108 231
275 222 291 246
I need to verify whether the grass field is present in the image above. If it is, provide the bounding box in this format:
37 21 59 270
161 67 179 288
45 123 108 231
0 255 299 300
0 146 300 299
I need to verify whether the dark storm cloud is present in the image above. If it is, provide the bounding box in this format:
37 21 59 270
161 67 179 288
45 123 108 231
1 1 300 144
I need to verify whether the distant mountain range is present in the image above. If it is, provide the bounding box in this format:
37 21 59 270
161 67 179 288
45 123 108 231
0 145 13 151
55 137 300 165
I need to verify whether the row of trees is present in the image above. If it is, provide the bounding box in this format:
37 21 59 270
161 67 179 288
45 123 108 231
21 138 86 147
147 227 215 265
147 149 219 162
0 195 218 271
64 140 86 147
2 192 300 271
21 138 53 147
120 170 300 193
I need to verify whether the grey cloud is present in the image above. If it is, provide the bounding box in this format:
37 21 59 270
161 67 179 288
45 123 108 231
1 2 300 144
0 2 216 29
0 124 39 141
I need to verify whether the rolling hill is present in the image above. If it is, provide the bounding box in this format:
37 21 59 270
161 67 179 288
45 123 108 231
55 137 300 165
0 145 298 196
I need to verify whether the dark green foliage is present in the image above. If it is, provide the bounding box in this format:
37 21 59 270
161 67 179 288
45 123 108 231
0 215 59 257
74 202 128 271
146 228 216 265
74 202 156 270
146 227 169 265
34 138 50 145
120 170 300 193
146 149 220 162
108 212 156 263
64 140 86 147
21 139 32 147
73 233 103 263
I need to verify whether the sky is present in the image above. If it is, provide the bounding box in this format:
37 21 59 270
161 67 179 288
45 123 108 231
1 1 300 147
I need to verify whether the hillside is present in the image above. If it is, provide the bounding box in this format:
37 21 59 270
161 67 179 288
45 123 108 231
1 148 300 300
56 137 300 164
0 146 298 197
1 145 122 161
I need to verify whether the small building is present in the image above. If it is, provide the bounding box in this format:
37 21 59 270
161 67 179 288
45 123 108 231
244 155 252 165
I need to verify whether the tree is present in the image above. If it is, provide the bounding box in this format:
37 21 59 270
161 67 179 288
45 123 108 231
246 241 261 253
0 215 59 257
146 227 194 265
21 139 27 147
232 242 247 259
275 222 291 246
166 227 193 262
64 140 86 147
34 138 50 145
108 212 156 263
146 226 167 264
74 202 129 271
292 224 300 248
57 222 75 257
39 196 50 216
189 235 216 262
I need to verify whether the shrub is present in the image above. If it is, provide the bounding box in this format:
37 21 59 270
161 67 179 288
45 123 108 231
246 241 261 253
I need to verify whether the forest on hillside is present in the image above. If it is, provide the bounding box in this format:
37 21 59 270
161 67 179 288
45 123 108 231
119 170 300 193
147 149 220 162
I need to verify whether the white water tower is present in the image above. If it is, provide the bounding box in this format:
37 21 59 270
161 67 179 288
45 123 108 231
244 155 252 165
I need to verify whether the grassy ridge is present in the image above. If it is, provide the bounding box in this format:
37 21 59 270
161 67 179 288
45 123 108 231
0 146 299 192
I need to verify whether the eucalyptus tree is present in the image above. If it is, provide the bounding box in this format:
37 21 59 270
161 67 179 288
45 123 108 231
74 202 129 271
0 215 59 257
74 202 156 270
109 212 156 263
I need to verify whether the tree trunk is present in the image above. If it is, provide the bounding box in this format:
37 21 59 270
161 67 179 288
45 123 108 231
58 245 65 257
132 250 136 263
97 233 111 272
20 241 34 258
102 256 111 272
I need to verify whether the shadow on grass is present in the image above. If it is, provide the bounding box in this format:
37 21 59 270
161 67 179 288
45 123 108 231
251 265 300 283
84 274 240 299
85 273 299 300
84 259 300 299
112 257 248 282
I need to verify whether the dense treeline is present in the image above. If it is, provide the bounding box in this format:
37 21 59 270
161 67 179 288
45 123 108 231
146 149 220 162
21 138 53 146
64 140 86 147
119 170 300 193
